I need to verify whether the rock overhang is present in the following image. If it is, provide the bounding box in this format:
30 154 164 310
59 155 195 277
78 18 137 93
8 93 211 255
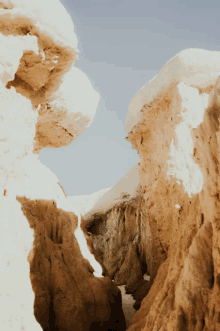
126 48 220 135
126 48 220 198
0 0 100 153
122 48 220 331
0 1 127 330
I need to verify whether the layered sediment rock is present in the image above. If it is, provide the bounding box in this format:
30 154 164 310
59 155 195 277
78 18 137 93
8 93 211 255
124 49 220 330
0 0 125 330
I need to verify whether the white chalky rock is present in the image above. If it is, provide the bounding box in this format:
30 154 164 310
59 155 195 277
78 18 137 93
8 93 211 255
0 0 100 329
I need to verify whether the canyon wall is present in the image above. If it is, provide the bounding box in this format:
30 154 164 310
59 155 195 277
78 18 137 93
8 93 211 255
0 0 126 330
85 48 220 331
84 165 166 328
85 193 159 310
125 49 220 331
2 0 220 329
17 196 126 331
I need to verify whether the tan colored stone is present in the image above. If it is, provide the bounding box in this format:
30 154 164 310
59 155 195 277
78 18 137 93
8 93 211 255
125 56 220 330
85 195 157 316
0 1 100 329
17 197 126 331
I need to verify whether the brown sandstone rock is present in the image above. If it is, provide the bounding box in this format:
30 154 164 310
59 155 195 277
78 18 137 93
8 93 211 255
84 194 160 313
0 1 103 329
124 49 220 330
17 196 126 331
84 49 220 331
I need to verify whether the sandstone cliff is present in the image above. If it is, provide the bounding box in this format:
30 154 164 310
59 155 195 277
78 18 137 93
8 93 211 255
0 0 126 330
84 48 220 331
84 163 166 325
17 196 126 331
2 0 220 329
124 48 220 331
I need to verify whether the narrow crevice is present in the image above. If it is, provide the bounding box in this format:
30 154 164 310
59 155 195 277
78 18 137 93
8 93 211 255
201 213 204 226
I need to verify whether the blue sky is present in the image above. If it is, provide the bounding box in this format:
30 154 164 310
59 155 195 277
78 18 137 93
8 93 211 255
39 0 220 196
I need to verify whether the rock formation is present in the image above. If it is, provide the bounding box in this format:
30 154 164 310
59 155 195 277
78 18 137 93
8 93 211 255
84 164 156 316
124 49 220 330
85 48 220 331
2 0 220 329
84 163 141 217
0 0 126 330
17 196 126 331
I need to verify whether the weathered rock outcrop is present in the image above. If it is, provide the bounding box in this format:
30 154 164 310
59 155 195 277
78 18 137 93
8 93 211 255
17 196 126 331
84 48 220 331
0 0 125 330
84 164 159 315
124 49 220 330
4 0 220 329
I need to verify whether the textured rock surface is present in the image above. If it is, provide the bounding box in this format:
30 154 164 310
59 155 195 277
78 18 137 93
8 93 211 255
124 49 220 330
3 1 220 329
84 163 141 218
84 183 159 316
17 197 126 331
0 0 103 330
1 0 99 154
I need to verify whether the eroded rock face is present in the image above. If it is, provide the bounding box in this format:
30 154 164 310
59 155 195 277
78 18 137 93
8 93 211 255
0 0 102 329
124 49 220 330
17 197 126 331
1 0 99 154
83 163 167 317
84 193 165 313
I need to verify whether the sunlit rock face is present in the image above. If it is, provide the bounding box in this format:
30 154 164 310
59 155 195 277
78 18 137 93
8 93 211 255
124 48 220 331
0 0 101 329
17 197 126 331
